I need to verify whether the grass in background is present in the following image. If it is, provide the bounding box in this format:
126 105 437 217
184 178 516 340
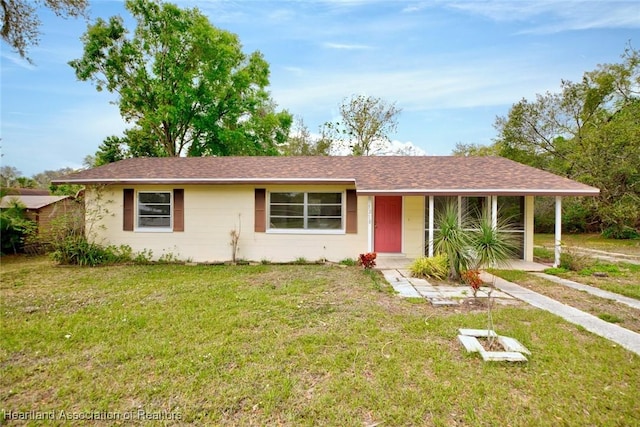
535 233 640 256
534 233 640 300
2 256 640 426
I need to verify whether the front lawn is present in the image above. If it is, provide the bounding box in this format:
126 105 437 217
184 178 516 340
1 257 639 425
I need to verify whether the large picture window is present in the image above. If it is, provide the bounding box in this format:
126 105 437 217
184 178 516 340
138 192 172 229
269 192 343 231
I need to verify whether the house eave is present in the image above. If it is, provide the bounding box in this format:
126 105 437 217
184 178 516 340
356 188 601 197
52 178 357 186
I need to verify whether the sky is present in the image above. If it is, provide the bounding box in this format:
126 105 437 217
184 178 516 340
1 0 639 176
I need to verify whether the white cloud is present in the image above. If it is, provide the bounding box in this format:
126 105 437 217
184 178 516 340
447 1 640 33
0 53 37 71
322 42 373 50
272 53 561 116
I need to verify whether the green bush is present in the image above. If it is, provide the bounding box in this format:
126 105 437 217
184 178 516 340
602 225 640 240
410 254 448 280
51 236 133 266
0 200 36 254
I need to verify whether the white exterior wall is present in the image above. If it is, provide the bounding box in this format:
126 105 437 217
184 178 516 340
403 196 425 258
86 184 368 263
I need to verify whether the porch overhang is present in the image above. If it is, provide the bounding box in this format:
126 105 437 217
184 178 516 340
355 188 600 197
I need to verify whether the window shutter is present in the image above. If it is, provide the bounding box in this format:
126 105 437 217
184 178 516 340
346 189 357 234
255 189 266 232
173 189 184 232
123 189 134 231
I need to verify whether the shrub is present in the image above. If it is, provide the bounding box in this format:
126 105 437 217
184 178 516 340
0 200 36 254
339 258 357 266
602 225 640 240
461 269 483 297
559 250 590 272
410 254 448 280
358 252 377 269
51 236 108 266
51 236 133 266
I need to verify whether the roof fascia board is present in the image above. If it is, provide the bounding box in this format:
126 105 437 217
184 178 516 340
53 178 357 185
356 189 600 196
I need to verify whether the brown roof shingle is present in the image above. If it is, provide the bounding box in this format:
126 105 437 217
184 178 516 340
0 195 70 210
53 156 599 196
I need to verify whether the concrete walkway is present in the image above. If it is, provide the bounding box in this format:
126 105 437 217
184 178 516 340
381 269 516 306
379 258 640 356
481 272 640 356
532 272 640 310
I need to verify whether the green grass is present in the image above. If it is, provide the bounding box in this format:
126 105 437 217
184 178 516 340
598 313 623 324
535 233 640 256
534 233 640 300
544 261 640 301
2 256 640 425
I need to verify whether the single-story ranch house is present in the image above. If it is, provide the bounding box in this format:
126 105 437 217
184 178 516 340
54 156 599 265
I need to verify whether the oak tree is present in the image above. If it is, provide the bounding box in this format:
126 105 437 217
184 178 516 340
69 0 291 159
493 47 640 235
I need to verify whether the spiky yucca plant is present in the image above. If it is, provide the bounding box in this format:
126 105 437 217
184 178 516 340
433 202 471 281
470 213 518 271
469 213 519 343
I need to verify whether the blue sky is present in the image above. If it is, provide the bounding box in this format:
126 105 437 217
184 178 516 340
1 0 638 176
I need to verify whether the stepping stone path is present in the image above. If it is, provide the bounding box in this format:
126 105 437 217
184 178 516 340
381 269 515 306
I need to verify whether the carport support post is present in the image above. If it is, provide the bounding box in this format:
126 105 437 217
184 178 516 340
491 196 498 228
367 197 374 253
428 196 434 257
554 196 562 267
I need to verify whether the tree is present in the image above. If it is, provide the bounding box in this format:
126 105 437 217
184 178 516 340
0 166 21 187
280 117 333 156
32 167 76 188
452 142 498 157
1 0 87 62
69 0 291 159
323 95 401 156
493 46 640 235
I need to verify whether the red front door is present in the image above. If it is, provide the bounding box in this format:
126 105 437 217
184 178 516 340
374 196 402 253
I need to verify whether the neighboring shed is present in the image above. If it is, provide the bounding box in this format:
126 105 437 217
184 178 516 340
0 195 80 239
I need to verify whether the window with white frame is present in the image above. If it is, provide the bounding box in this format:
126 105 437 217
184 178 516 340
269 192 343 230
138 192 172 229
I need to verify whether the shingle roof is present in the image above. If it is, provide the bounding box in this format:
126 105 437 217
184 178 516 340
53 156 599 196
0 195 70 210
